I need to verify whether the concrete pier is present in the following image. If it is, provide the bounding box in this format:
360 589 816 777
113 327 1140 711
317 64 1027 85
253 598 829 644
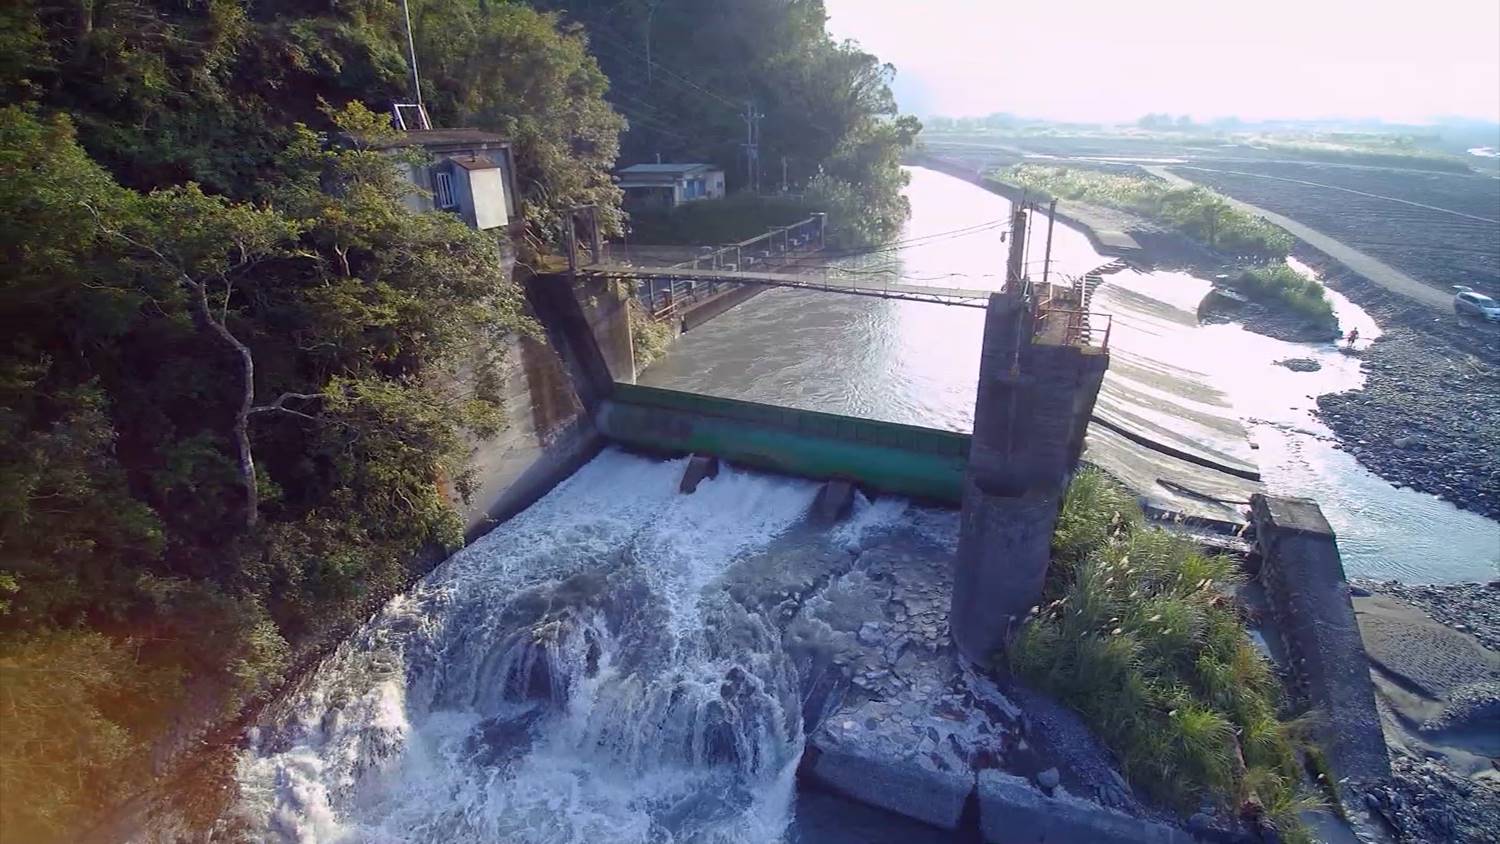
952 292 1109 664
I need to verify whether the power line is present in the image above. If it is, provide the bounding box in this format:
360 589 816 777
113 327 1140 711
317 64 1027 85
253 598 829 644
606 90 700 143
764 219 1012 267
585 19 845 152
584 23 742 111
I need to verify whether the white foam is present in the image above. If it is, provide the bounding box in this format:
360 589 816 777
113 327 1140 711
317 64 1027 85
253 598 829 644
235 450 822 843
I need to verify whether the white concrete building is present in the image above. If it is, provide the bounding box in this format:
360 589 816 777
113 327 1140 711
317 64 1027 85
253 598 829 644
366 129 522 234
617 163 726 210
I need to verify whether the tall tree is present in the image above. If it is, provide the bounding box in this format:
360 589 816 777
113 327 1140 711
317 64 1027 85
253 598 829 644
530 0 920 244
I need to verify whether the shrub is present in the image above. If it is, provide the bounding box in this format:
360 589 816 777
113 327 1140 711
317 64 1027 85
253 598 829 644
1014 468 1318 840
1230 265 1336 328
0 630 181 841
629 302 677 370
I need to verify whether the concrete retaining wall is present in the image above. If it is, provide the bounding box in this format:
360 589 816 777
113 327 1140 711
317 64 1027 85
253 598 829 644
1250 494 1390 784
679 284 766 332
458 273 636 536
456 327 603 538
978 771 1200 844
806 748 972 830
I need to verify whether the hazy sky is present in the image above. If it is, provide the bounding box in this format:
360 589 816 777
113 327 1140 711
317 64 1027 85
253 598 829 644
824 0 1500 124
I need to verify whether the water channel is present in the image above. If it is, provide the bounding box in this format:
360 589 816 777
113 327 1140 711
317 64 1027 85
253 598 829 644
641 166 1500 584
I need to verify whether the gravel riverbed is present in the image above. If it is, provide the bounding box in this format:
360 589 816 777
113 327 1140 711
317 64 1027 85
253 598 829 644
1303 249 1500 522
1355 579 1500 650
1371 754 1500 844
1352 581 1500 844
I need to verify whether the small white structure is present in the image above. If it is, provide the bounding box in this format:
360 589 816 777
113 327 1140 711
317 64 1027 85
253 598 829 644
365 129 521 233
617 163 726 210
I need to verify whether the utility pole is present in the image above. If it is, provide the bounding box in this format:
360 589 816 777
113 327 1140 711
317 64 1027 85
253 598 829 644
742 102 762 193
399 0 423 113
1042 198 1057 284
1022 202 1035 278
1006 204 1029 291
644 0 660 88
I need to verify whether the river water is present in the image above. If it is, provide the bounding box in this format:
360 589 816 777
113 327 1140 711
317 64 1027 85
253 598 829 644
642 166 1499 584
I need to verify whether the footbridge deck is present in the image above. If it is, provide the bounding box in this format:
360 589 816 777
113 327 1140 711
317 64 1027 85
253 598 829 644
582 263 993 307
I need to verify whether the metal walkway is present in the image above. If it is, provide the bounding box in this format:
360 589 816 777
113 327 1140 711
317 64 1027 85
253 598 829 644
582 263 994 308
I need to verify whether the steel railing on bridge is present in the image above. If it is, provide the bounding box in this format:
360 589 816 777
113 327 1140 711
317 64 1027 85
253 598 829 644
628 216 825 320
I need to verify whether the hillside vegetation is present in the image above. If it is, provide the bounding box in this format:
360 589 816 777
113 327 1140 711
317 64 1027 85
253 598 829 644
533 0 920 246
0 1 917 839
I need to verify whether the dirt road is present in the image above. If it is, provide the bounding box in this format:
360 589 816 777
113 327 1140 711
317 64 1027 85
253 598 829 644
1141 165 1454 311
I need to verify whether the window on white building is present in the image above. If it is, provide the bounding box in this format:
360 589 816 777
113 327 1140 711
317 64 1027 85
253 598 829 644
433 171 456 209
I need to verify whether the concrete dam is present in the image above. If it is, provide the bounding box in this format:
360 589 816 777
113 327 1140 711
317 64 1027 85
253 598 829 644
229 170 1399 843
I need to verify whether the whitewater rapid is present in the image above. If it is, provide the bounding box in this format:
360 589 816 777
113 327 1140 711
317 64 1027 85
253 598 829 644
234 449 935 843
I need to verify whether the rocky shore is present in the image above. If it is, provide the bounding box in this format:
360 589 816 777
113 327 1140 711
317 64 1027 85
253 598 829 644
1301 248 1500 521
1372 754 1500 844
1317 334 1499 520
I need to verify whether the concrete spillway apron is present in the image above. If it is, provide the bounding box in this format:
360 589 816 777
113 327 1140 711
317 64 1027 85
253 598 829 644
1082 273 1265 526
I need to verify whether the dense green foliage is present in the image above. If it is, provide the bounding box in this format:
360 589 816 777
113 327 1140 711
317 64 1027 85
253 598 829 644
0 101 531 841
0 0 621 246
994 165 1295 259
1229 265 1336 328
0 2 625 835
1016 470 1317 840
413 0 627 242
533 0 920 246
628 301 677 369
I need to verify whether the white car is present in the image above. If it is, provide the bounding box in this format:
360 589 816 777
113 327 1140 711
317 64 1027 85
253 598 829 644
1454 288 1500 322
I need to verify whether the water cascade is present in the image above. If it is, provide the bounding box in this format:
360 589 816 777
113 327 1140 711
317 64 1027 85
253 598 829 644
236 450 860 843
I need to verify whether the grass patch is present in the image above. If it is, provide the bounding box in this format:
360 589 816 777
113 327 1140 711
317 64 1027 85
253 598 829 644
625 194 817 245
991 165 1294 260
1228 265 1336 328
1013 469 1320 841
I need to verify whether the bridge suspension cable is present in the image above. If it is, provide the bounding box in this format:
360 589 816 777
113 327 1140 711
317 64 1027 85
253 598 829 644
763 219 1013 268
